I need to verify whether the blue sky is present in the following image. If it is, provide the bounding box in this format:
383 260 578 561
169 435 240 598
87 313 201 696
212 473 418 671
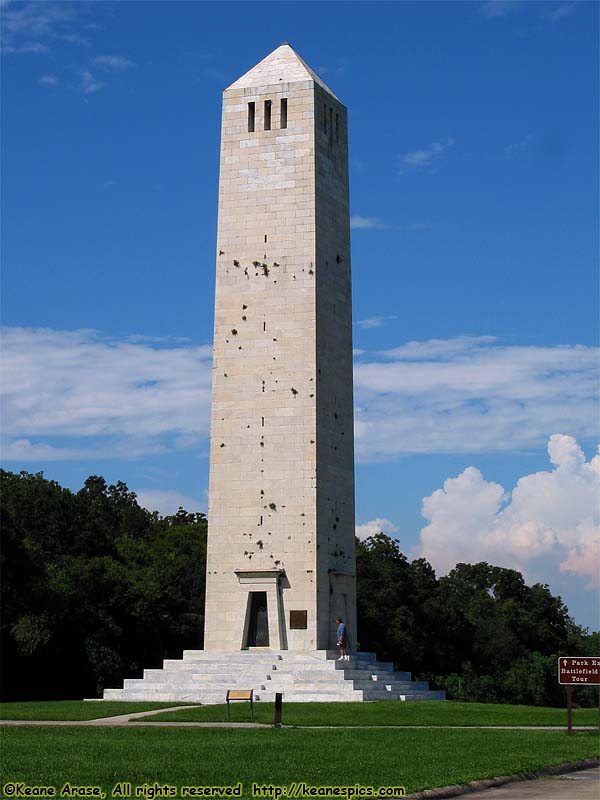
2 0 598 629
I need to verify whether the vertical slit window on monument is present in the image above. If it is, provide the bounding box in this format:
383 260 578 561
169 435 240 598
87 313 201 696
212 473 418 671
264 100 272 131
323 104 327 134
248 102 255 133
335 113 339 143
280 98 287 129
329 108 333 140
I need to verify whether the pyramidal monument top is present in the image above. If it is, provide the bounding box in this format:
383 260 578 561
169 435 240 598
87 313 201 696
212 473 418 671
226 42 341 102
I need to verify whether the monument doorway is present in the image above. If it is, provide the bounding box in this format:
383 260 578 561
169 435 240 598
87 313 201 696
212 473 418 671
246 591 269 647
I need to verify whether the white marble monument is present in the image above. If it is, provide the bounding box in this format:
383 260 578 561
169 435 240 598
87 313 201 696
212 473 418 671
204 43 356 653
103 45 444 703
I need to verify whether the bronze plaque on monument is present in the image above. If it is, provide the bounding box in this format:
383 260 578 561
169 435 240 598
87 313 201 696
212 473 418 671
290 610 308 629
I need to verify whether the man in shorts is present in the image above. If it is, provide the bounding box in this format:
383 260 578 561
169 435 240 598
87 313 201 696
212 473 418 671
336 616 349 661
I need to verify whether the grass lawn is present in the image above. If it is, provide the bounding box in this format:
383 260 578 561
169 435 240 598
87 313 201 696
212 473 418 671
1 727 598 796
0 701 197 721
131 700 600 728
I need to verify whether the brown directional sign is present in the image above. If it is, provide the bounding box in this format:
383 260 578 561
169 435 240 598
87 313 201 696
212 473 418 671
558 656 600 685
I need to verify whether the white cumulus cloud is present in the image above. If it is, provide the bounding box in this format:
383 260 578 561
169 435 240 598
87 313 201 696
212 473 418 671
418 434 600 590
2 329 598 465
354 335 598 461
1 327 213 461
356 517 399 542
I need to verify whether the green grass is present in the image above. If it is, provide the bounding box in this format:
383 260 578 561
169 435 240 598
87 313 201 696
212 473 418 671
1 727 598 796
131 700 600 728
0 701 197 721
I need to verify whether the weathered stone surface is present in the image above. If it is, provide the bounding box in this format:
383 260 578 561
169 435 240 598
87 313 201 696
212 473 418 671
204 44 356 653
103 650 445 704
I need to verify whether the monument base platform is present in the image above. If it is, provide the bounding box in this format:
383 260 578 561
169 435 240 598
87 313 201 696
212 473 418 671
102 650 445 704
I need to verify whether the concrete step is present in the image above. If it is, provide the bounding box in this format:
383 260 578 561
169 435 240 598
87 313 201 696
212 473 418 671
255 690 364 702
163 661 275 673
182 650 282 660
335 668 411 681
138 672 270 686
334 661 395 672
264 672 347 684
352 680 430 691
181 657 279 667
102 650 445 705
143 670 272 682
367 691 446 702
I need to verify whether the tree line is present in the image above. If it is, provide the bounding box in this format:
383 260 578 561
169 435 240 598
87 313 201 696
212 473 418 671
1 469 597 705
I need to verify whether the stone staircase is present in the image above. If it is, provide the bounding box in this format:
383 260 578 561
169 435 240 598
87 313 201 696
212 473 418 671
103 650 445 704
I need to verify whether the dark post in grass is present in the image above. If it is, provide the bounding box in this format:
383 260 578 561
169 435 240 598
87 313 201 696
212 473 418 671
274 692 283 727
566 685 573 735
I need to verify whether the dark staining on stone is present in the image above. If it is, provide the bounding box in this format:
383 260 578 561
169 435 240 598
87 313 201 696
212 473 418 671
233 260 240 267
231 329 238 335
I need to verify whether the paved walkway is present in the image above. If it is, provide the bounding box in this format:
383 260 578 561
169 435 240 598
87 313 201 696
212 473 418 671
446 766 599 799
0 705 268 727
1 706 598 729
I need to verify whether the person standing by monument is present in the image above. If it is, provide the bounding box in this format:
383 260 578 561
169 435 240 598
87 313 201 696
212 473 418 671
336 617 349 661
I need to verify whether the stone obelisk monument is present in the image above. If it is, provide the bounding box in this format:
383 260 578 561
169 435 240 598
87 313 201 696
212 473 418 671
103 47 446 700
204 43 356 652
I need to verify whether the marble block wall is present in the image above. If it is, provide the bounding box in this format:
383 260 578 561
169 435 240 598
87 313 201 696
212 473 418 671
204 45 356 652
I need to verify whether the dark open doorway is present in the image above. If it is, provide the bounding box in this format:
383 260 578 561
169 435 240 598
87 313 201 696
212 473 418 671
246 591 269 647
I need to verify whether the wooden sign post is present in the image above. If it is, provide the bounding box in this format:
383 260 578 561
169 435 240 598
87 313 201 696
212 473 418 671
557 656 600 734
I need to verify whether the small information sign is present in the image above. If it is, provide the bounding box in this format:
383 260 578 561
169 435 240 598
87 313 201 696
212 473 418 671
558 656 600 685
